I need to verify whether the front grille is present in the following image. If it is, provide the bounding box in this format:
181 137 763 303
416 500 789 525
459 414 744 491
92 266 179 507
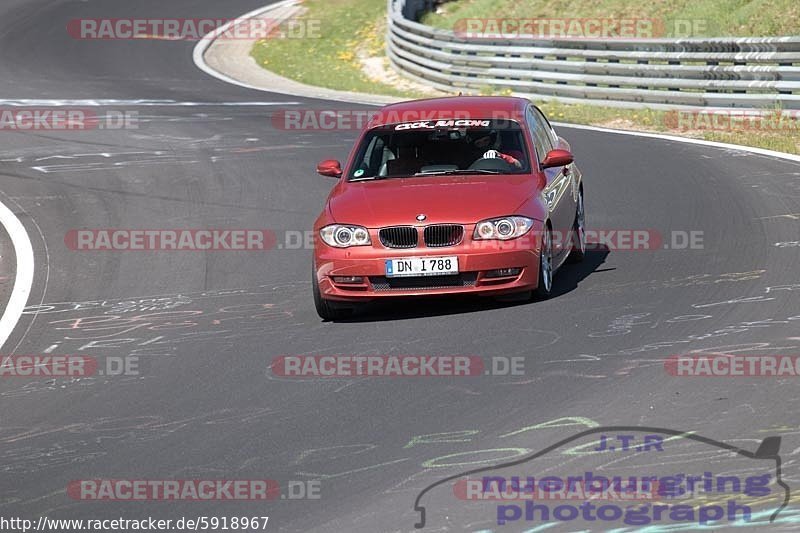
379 226 418 248
370 273 478 291
424 224 464 247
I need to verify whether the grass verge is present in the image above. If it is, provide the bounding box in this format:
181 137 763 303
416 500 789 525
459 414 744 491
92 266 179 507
251 0 421 97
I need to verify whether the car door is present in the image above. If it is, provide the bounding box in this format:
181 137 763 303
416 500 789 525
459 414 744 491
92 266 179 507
526 106 574 263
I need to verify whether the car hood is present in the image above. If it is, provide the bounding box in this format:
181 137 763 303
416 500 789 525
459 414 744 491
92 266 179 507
327 175 539 226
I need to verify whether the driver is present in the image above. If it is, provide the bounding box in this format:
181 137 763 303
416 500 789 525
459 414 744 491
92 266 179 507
469 130 523 169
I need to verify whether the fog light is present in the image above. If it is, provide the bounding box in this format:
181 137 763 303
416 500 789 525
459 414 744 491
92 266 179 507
485 268 521 279
333 276 364 284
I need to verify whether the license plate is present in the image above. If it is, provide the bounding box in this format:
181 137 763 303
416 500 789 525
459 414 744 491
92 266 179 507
385 256 459 278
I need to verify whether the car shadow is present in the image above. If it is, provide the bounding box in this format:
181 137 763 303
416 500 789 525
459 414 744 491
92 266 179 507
550 244 611 298
334 246 611 323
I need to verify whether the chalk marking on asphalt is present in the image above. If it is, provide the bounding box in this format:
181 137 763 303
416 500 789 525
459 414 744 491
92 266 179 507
758 213 800 220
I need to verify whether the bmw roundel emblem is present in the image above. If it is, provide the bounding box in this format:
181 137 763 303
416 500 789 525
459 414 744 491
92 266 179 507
416 214 427 221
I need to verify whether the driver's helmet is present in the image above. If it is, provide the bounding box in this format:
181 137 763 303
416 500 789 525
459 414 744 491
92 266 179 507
471 129 499 151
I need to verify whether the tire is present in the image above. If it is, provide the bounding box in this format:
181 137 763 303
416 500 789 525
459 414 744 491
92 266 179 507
568 187 585 263
533 224 554 299
312 265 350 321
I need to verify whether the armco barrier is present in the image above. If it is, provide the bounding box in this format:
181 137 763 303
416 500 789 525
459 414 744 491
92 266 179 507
386 0 800 109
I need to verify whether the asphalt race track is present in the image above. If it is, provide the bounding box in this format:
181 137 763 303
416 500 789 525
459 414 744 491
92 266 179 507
1 0 800 532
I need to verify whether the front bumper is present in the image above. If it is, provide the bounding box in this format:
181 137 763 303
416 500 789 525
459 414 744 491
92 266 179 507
314 226 542 301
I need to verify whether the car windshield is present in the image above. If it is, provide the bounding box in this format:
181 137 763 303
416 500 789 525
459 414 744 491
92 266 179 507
347 119 531 181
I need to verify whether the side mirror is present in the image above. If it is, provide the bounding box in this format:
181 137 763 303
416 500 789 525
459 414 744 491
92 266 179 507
317 159 343 178
541 149 574 169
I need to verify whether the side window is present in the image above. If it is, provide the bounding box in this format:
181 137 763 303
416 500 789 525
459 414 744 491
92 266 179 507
369 136 386 172
526 108 552 164
532 106 560 148
357 135 386 175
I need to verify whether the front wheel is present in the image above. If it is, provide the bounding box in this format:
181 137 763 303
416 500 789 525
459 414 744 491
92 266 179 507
533 224 554 299
568 188 585 263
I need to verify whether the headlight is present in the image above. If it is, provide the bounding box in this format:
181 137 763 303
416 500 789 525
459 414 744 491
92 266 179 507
473 216 534 240
320 224 371 248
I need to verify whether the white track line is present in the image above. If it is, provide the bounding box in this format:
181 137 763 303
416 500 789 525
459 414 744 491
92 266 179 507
0 197 34 351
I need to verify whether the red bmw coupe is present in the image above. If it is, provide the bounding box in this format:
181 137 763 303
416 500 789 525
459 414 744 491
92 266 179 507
312 96 585 320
